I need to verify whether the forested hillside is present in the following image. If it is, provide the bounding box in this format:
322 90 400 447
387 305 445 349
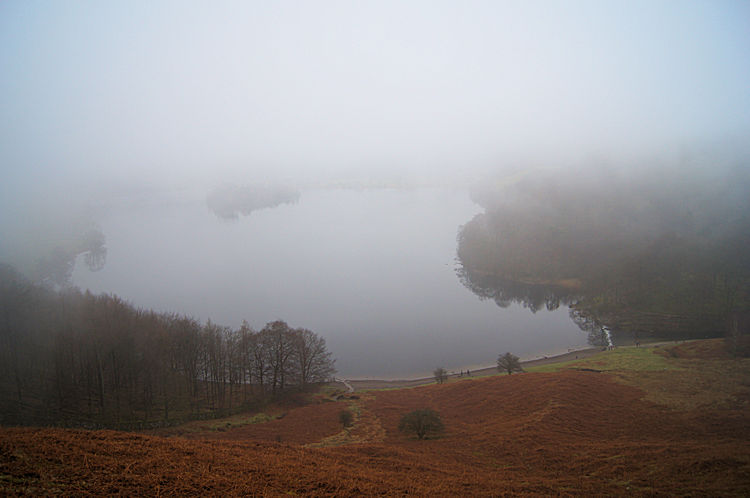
0 265 335 428
457 164 750 341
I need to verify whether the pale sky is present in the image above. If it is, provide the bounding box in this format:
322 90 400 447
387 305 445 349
1 0 749 197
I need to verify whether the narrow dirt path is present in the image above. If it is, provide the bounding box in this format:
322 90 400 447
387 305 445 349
335 377 354 393
307 393 385 448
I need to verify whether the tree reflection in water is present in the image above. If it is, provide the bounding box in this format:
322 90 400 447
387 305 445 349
455 265 578 313
456 265 612 348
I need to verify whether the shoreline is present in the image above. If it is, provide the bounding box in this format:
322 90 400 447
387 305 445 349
344 346 602 392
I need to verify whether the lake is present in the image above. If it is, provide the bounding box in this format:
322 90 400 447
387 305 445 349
72 187 587 378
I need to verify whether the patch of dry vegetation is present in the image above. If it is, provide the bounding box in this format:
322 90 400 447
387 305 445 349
166 399 346 445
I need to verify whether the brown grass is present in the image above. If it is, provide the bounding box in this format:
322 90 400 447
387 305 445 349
173 400 347 445
2 340 749 496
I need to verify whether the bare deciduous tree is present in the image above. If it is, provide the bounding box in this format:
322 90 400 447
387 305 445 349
293 327 336 390
433 367 448 384
0 265 336 428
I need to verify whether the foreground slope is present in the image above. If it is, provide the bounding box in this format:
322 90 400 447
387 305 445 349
2 342 749 496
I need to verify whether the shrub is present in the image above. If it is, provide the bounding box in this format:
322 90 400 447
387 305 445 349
398 409 444 440
339 409 353 428
250 413 272 424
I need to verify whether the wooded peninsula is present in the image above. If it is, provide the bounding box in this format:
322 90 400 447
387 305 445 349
457 164 750 347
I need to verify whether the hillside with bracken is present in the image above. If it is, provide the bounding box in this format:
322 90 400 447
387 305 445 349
2 340 749 496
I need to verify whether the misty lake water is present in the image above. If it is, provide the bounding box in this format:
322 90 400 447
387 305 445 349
72 188 587 378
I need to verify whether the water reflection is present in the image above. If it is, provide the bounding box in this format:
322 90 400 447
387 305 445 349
35 227 107 288
206 184 300 220
456 265 619 349
568 308 612 348
456 265 579 313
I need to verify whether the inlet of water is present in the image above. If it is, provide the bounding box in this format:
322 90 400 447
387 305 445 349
72 187 588 377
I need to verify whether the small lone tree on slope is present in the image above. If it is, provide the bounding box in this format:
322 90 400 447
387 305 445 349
433 367 448 384
398 409 444 440
497 352 523 375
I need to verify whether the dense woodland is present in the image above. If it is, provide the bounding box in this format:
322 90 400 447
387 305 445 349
457 164 750 342
0 264 335 428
